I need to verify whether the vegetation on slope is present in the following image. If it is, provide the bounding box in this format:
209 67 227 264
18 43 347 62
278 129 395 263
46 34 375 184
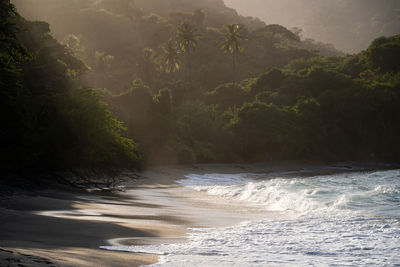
225 0 400 53
3 0 400 172
1 1 140 176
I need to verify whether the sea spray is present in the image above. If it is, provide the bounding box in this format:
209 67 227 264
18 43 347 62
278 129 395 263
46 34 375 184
102 169 400 266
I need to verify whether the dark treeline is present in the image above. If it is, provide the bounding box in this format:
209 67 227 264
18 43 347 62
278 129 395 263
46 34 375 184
2 0 400 178
1 1 140 176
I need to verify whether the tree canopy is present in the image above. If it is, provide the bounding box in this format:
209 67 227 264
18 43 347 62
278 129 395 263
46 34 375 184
1 1 140 176
3 0 400 174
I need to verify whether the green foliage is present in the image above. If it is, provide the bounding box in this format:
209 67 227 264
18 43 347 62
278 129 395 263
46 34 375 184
101 33 400 163
160 39 181 73
366 36 400 72
176 21 200 53
252 68 284 94
232 101 294 160
264 24 300 42
154 88 172 114
0 1 32 170
46 87 139 169
221 24 246 55
284 56 344 75
224 0 400 53
13 0 330 93
5 1 400 168
1 3 140 173
97 0 143 20
166 101 227 163
206 82 251 109
222 24 247 83
176 21 201 82
228 34 400 161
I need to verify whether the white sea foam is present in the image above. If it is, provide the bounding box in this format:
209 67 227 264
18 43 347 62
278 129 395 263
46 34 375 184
102 169 400 266
193 182 318 215
374 184 400 194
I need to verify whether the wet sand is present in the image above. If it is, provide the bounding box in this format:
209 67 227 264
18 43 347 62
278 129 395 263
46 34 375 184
0 162 391 266
0 166 190 266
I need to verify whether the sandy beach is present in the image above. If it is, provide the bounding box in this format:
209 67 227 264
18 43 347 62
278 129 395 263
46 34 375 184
0 162 393 266
0 165 192 267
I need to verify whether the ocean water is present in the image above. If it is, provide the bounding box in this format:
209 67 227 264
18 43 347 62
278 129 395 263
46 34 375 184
102 168 400 266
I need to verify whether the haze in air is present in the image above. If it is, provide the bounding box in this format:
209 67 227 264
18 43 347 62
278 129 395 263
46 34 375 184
1 0 400 266
224 0 400 53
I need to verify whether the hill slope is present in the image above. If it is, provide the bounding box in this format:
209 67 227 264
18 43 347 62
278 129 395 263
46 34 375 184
224 0 400 53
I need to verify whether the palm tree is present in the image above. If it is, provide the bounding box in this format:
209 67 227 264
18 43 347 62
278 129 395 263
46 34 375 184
139 48 156 86
221 24 247 83
176 21 200 83
161 39 182 73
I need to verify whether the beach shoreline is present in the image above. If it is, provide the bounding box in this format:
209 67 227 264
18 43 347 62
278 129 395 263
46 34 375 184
1 161 397 266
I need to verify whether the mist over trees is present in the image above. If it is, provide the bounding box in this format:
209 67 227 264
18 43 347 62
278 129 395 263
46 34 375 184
224 0 400 53
2 0 400 178
1 1 140 175
12 0 341 93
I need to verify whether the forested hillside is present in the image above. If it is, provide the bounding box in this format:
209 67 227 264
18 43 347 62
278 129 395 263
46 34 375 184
3 0 400 174
12 0 341 93
1 1 140 175
225 0 400 53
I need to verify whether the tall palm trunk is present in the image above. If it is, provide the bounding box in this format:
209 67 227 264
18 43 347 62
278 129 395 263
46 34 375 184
187 49 192 84
232 51 236 84
176 21 200 86
232 51 237 107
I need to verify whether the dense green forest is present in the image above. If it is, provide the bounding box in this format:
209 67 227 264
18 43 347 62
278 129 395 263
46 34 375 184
2 0 400 176
1 1 140 174
12 0 342 93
